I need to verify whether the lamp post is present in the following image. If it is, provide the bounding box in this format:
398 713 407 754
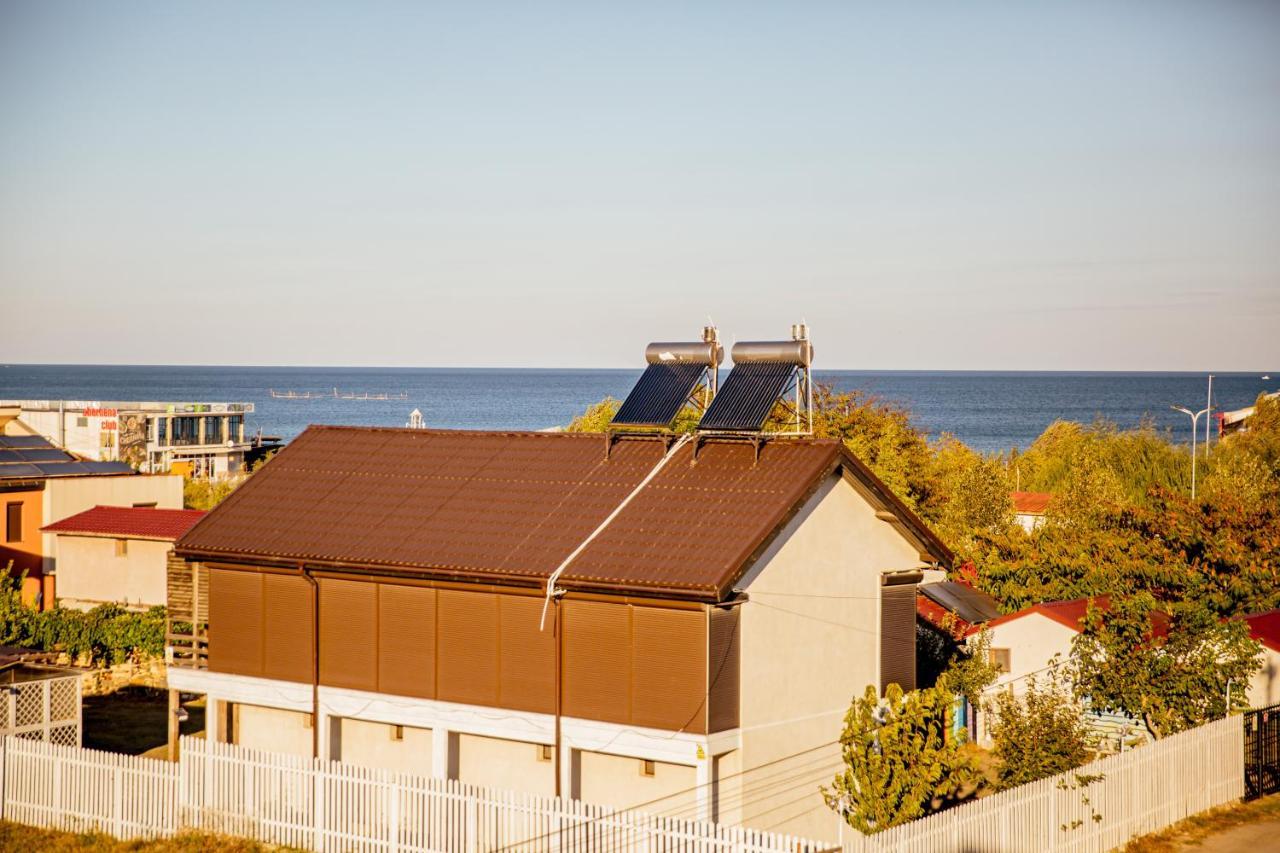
1171 405 1208 499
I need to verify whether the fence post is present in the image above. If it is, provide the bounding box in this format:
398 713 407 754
466 793 478 853
313 758 326 853
42 681 52 741
112 765 124 838
51 747 62 829
388 776 400 853
0 737 6 823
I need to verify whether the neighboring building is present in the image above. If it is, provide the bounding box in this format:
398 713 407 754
41 506 206 611
917 580 1000 641
1219 390 1279 437
1011 491 1052 531
1242 610 1280 709
1 435 182 608
167 425 952 838
1 399 258 477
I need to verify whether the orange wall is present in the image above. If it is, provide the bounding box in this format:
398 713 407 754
1 487 45 606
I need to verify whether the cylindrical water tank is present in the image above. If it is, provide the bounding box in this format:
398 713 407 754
644 341 724 365
730 340 814 366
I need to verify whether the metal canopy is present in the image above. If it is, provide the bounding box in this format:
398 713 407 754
697 362 797 432
611 362 709 428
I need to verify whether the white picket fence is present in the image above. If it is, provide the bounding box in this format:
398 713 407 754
842 713 1245 852
0 734 830 852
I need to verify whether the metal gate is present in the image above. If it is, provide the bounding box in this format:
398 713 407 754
1245 703 1280 800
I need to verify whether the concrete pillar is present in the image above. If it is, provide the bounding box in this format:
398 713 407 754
322 711 340 762
695 752 712 822
559 744 576 800
432 727 449 779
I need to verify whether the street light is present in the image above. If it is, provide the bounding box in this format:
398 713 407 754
1171 404 1209 499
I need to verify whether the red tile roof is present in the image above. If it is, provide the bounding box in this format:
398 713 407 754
1244 610 1280 653
973 596 1107 635
1012 491 1053 514
43 506 207 541
176 426 953 601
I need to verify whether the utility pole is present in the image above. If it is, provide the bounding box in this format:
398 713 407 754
1205 375 1214 458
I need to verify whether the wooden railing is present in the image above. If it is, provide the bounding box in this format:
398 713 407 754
165 632 208 670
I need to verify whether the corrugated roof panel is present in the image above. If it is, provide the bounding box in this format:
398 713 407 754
611 363 707 427
0 436 55 449
697 362 796 432
0 463 43 480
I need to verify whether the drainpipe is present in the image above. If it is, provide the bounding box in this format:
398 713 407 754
58 400 65 448
554 596 563 798
298 564 320 759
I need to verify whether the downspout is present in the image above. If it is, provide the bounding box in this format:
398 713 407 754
553 596 563 798
298 564 319 759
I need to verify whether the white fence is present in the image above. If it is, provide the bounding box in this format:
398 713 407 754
843 713 1244 852
0 734 829 852
0 671 82 746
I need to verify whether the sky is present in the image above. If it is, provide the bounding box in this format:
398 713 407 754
1 1 1278 370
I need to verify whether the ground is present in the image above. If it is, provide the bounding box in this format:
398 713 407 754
0 822 293 852
81 689 205 757
1122 793 1280 852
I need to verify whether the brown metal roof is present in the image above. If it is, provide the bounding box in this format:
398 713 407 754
176 426 950 601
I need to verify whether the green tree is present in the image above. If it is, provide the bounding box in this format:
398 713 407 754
1068 595 1260 739
938 628 1002 708
824 684 978 833
988 671 1091 789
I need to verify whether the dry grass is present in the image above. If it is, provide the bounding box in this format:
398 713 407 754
0 821 295 851
1121 794 1280 852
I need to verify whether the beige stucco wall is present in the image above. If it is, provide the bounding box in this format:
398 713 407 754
233 702 313 757
456 733 555 795
43 475 183 575
576 750 696 814
53 535 170 610
974 612 1079 742
337 718 434 775
1248 646 1280 709
734 471 924 841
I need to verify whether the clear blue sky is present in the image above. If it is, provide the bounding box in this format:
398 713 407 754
2 1 1277 370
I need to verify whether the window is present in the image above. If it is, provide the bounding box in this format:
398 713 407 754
639 759 656 777
157 418 167 445
536 744 553 762
203 417 221 445
390 725 404 742
76 416 88 427
114 539 128 557
990 648 1012 673
5 502 20 543
303 713 314 729
132 502 157 509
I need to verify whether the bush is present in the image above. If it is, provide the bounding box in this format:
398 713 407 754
988 671 1091 788
0 570 165 665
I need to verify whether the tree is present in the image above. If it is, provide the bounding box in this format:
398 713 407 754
1068 595 1260 739
938 628 1002 708
824 684 979 833
988 671 1091 789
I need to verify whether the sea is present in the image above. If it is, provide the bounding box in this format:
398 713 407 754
1 365 1275 454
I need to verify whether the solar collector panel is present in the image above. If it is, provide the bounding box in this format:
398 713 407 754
697 362 796 432
611 362 708 427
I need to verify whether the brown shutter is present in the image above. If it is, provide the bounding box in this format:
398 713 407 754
208 568 263 677
437 589 499 706
631 606 707 733
319 578 377 691
498 594 555 713
880 581 917 693
562 599 631 725
377 583 437 699
707 606 740 733
263 573 314 683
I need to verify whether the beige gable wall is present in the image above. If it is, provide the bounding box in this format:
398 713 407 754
53 535 171 610
731 471 925 840
1249 646 1280 709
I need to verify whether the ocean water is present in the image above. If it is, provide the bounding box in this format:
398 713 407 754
0 365 1275 454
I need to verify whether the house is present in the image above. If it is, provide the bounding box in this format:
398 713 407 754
1 399 265 477
1011 491 1052 531
166 425 952 838
1242 610 1280 709
40 506 205 611
1 434 182 608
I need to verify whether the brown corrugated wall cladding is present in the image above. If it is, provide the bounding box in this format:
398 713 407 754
562 599 631 725
437 589 499 706
377 584 436 699
319 578 377 691
707 606 741 733
208 568 263 677
262 573 313 683
879 583 917 693
497 594 555 713
631 606 707 733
